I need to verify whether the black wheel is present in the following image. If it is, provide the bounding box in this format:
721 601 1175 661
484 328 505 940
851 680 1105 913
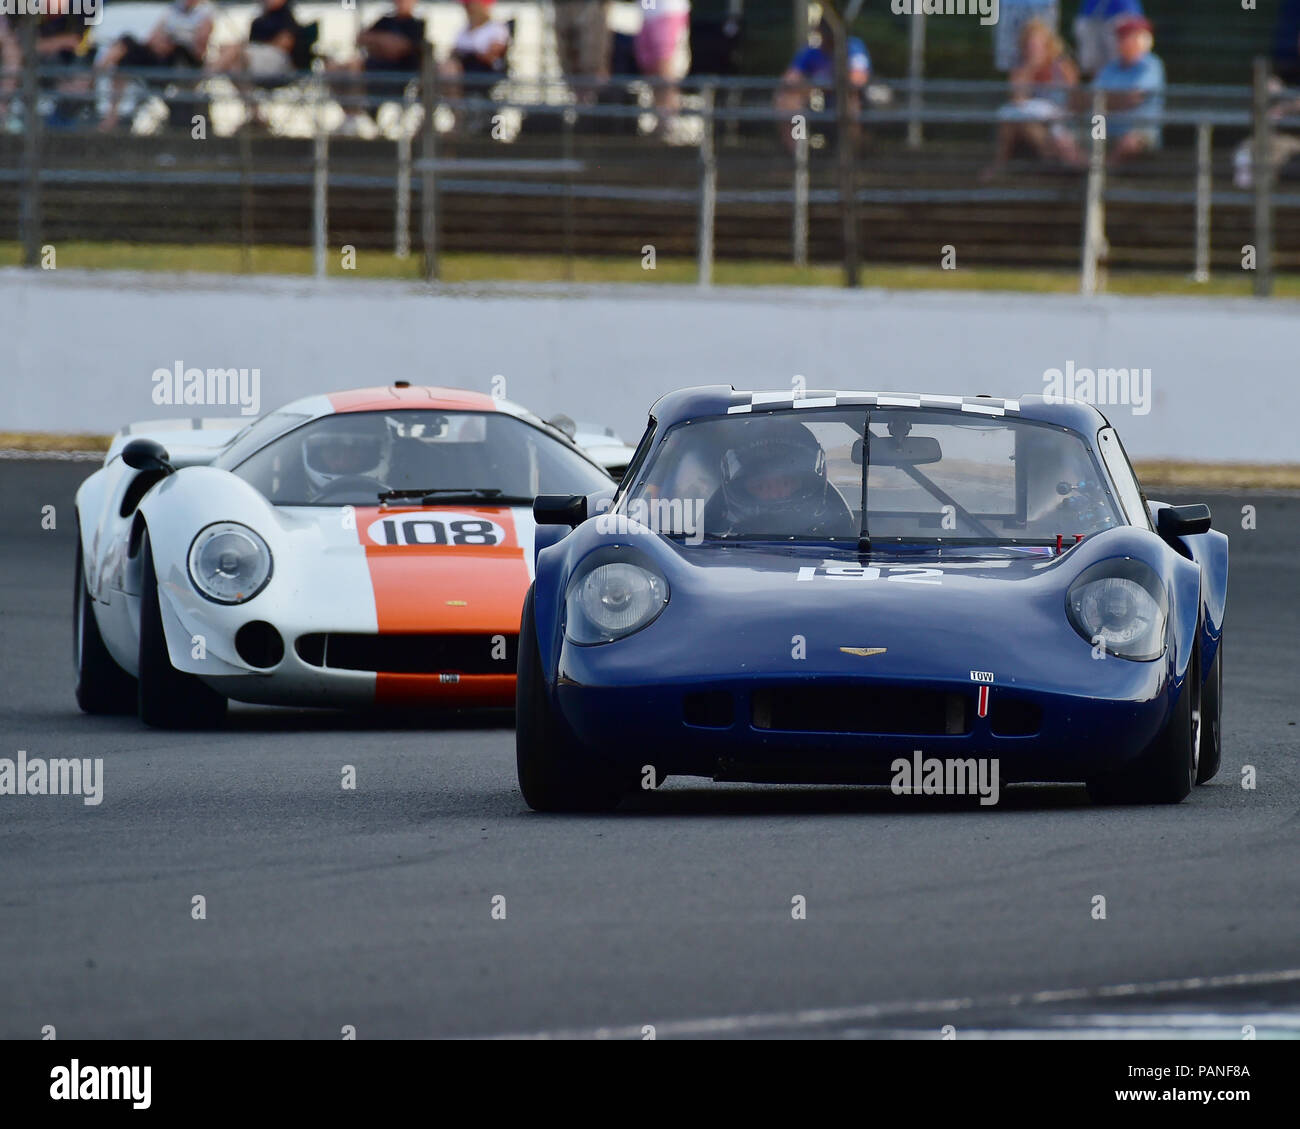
1196 638 1223 785
137 532 227 729
516 585 622 813
74 536 137 714
1087 638 1199 806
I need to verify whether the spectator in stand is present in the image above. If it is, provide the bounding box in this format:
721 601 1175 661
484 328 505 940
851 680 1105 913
774 16 870 153
1093 15 1164 166
439 0 510 123
1074 0 1144 78
0 16 20 123
37 0 96 126
636 0 690 132
555 0 610 105
981 17 1083 181
1234 0 1300 190
329 0 426 133
95 0 215 132
209 0 302 80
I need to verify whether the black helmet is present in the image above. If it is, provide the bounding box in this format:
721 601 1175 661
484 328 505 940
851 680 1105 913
718 417 831 530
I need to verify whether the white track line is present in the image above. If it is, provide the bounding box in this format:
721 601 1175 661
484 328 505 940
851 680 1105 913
492 967 1300 1040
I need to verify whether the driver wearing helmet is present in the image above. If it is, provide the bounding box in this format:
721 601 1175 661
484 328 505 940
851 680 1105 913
709 416 856 538
301 421 389 501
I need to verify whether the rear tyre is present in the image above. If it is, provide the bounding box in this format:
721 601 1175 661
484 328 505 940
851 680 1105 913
137 534 227 729
1087 638 1199 806
74 537 137 714
516 585 622 813
1196 638 1223 785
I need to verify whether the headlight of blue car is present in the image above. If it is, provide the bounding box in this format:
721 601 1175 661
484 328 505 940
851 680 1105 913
1066 558 1167 661
187 522 273 604
565 554 669 645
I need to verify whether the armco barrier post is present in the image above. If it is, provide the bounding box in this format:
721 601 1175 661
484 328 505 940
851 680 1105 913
1080 90 1107 296
312 77 328 282
19 18 42 269
395 80 417 259
1193 121 1212 284
420 42 440 282
1252 58 1275 298
698 85 716 288
824 6 859 288
793 132 809 268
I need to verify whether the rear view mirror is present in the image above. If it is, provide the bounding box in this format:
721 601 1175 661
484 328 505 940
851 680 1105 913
534 494 587 527
1157 504 1212 538
121 438 174 474
853 435 943 467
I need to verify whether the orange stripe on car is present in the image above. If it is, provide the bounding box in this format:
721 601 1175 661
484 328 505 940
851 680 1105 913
350 505 531 703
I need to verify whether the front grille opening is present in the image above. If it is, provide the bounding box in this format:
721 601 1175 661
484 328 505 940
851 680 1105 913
235 621 284 669
294 633 517 675
683 691 734 729
988 698 1043 737
753 687 970 736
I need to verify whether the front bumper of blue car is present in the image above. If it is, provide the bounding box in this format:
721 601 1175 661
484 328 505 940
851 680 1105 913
552 662 1178 786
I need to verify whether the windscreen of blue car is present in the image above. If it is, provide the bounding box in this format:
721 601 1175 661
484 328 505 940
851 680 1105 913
224 410 612 505
623 408 1123 542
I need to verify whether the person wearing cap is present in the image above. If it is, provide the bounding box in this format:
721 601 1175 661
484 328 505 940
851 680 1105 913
1073 0 1145 78
1093 15 1164 166
775 16 871 154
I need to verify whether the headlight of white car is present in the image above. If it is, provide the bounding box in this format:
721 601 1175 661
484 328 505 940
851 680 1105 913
565 556 669 645
187 522 273 604
1066 558 1167 661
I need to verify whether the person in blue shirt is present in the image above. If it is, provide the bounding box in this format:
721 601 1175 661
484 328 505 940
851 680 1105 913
1074 0 1144 76
1093 15 1164 165
775 17 870 152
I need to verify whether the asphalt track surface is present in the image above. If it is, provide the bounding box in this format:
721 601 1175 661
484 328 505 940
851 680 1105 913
1 457 1297 1039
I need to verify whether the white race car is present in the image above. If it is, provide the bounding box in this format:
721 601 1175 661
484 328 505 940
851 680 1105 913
73 384 613 726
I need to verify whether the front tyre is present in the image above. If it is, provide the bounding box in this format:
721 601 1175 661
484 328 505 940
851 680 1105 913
137 533 227 729
1087 636 1199 806
74 536 137 714
516 585 621 813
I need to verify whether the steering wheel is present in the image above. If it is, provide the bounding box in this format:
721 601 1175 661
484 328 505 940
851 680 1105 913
313 475 392 503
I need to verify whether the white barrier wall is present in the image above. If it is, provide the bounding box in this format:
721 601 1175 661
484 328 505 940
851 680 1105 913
2 268 1297 463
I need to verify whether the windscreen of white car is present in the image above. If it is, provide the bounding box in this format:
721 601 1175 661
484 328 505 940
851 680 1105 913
224 410 612 506
623 407 1123 543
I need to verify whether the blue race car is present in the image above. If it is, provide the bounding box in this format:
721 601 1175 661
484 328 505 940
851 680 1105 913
517 388 1227 811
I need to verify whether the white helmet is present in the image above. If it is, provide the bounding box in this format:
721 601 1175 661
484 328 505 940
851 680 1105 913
301 420 389 495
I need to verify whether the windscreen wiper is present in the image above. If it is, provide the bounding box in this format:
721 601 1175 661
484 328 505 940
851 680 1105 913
378 488 533 505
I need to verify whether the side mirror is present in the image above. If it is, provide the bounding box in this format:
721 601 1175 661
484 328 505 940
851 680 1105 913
534 494 587 527
121 438 174 475
1157 503 1212 538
